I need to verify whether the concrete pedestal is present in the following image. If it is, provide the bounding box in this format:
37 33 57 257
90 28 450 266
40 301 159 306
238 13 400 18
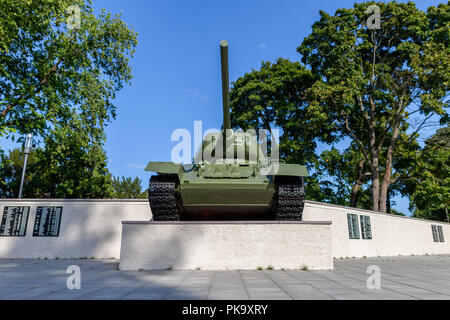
118 221 333 271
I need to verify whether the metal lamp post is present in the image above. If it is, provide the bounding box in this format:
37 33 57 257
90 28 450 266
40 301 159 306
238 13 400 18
18 134 33 199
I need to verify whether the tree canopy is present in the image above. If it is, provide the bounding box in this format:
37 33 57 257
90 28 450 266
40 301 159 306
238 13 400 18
298 1 448 212
410 126 449 222
112 176 146 199
0 0 137 198
230 58 330 166
0 0 137 153
230 1 449 214
0 121 115 198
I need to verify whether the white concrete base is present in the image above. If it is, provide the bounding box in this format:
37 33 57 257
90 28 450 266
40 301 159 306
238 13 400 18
118 221 333 271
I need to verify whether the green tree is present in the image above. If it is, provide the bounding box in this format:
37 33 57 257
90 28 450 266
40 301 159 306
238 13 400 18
230 2 448 212
298 1 449 212
112 176 146 199
0 118 115 198
33 118 114 198
230 58 331 166
230 58 337 201
410 127 450 222
0 148 39 198
0 0 137 159
316 144 371 208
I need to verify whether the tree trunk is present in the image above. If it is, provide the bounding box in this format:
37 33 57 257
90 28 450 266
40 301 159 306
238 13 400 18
386 190 391 213
379 117 401 213
379 179 389 213
371 157 380 212
350 158 365 207
350 181 362 208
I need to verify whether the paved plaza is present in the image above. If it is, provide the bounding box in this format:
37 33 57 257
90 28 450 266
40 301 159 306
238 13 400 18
0 255 449 300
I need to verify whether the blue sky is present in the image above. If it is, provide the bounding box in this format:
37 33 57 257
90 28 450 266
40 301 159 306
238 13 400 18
3 0 445 214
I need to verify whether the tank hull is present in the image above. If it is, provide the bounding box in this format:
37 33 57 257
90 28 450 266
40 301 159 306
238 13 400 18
180 179 275 206
179 179 275 219
147 169 307 221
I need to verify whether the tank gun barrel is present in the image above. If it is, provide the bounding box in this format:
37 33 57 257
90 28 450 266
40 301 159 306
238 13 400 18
220 40 231 131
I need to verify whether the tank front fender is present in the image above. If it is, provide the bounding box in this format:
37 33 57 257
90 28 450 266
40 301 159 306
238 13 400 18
145 162 183 175
273 163 308 177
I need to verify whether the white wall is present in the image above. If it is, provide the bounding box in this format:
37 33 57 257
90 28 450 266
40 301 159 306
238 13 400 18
1 199 449 261
0 199 151 259
303 201 450 258
119 221 333 270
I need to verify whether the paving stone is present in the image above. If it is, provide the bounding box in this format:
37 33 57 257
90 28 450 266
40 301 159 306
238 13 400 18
121 292 168 300
207 290 249 300
74 286 142 299
249 293 293 300
0 256 449 300
165 292 209 300
331 294 381 300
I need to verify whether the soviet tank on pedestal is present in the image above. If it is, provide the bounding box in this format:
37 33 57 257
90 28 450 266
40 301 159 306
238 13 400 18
145 41 308 221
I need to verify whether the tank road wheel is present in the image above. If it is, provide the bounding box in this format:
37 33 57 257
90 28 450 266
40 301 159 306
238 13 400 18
148 175 180 221
275 177 305 221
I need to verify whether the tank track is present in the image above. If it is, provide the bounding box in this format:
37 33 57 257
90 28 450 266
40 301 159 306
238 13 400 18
148 175 180 221
275 177 305 221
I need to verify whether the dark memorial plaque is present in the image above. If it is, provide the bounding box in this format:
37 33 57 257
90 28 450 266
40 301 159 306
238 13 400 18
0 206 29 236
33 206 63 237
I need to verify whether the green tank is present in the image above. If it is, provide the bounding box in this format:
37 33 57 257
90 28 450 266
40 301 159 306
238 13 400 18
146 41 308 221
